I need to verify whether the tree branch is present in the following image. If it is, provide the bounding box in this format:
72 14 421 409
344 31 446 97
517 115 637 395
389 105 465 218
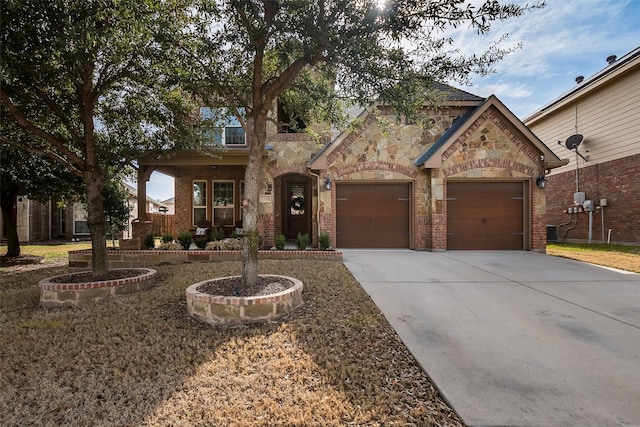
0 135 84 177
0 87 85 169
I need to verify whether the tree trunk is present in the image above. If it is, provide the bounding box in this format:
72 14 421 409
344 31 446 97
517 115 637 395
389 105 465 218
85 170 108 278
0 184 21 257
240 113 268 293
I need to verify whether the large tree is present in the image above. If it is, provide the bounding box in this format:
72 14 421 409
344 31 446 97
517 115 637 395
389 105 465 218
0 0 203 277
0 143 83 257
179 0 544 290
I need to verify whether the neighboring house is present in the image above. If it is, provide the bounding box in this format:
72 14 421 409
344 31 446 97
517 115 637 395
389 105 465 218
524 46 640 244
160 197 175 215
0 183 164 243
136 85 566 251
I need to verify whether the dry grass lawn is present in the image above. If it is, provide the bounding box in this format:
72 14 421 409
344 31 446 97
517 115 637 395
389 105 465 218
0 251 463 426
547 242 640 274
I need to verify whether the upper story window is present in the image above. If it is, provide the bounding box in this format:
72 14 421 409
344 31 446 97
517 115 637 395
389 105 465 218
200 107 246 146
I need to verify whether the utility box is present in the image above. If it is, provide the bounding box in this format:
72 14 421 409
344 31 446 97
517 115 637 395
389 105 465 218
583 200 594 212
574 192 586 205
546 225 558 242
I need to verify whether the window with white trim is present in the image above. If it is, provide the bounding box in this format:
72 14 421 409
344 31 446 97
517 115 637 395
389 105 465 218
213 181 234 226
73 203 90 235
193 181 207 226
201 107 246 146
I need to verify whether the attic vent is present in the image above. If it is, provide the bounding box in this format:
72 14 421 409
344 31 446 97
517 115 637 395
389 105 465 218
575 76 584 84
606 55 617 65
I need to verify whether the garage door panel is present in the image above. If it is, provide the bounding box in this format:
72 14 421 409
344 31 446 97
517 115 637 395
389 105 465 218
447 182 524 250
336 184 410 248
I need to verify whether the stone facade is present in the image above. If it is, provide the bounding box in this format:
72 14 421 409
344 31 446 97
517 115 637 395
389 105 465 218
140 92 557 251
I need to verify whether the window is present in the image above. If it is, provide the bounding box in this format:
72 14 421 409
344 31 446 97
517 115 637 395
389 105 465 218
73 203 90 235
224 126 245 145
200 107 246 146
213 181 234 226
193 181 207 226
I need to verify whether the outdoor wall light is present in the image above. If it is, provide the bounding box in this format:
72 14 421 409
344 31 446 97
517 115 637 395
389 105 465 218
324 176 331 191
536 174 547 189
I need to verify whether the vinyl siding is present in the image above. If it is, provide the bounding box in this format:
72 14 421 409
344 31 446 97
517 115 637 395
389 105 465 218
528 65 640 176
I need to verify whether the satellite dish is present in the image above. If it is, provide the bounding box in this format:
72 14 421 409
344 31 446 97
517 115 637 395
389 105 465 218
565 134 583 150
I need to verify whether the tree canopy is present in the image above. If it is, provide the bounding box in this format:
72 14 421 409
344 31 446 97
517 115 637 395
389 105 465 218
0 0 204 275
176 0 544 289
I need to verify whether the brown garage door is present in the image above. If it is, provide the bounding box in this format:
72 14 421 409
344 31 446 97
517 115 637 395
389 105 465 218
447 182 524 250
336 183 410 248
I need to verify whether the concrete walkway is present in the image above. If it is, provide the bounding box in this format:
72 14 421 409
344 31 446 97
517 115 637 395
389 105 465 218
343 250 640 427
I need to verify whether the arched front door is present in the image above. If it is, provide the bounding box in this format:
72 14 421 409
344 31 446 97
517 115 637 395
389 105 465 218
281 174 311 240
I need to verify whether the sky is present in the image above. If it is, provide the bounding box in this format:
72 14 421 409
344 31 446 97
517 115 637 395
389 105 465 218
142 0 640 202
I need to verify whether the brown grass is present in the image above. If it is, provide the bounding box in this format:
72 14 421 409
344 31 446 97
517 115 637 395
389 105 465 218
0 258 463 427
547 242 640 274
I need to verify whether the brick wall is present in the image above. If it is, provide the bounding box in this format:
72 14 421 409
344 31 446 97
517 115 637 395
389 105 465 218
545 153 640 243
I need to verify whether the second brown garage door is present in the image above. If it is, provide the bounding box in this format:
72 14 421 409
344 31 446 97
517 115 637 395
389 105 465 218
336 183 410 248
447 181 525 250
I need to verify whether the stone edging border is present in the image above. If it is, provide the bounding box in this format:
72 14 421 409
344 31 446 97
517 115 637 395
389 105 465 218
186 274 304 326
39 268 158 308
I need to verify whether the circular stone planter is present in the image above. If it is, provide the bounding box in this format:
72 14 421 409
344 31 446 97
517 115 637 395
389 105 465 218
186 275 303 326
39 268 157 308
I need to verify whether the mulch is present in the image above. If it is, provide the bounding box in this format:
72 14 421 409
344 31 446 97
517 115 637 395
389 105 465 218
197 275 294 297
49 269 149 283
0 255 44 267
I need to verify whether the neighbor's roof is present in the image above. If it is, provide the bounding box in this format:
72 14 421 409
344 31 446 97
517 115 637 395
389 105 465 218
524 45 640 124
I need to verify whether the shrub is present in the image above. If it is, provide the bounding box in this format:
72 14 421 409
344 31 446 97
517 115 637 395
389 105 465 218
275 234 286 250
177 231 192 250
195 237 208 249
161 233 173 243
210 227 225 241
206 238 242 251
296 232 309 250
144 232 155 249
318 232 331 250
157 242 183 250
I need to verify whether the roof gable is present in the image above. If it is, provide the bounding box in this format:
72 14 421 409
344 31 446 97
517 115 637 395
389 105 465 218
415 95 567 170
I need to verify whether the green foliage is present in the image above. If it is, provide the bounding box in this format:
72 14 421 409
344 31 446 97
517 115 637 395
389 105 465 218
161 233 174 243
194 237 208 249
102 179 132 246
318 233 331 250
0 0 205 273
296 233 310 250
144 233 156 250
275 234 286 250
177 231 193 250
210 227 225 241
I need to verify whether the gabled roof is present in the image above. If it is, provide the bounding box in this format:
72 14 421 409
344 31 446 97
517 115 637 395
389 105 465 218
431 82 485 102
524 45 640 124
309 83 485 169
415 95 567 170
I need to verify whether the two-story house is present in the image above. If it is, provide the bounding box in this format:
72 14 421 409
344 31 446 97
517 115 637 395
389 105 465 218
134 84 566 251
525 46 640 244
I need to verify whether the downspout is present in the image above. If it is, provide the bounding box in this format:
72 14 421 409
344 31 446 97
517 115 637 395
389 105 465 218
48 199 52 240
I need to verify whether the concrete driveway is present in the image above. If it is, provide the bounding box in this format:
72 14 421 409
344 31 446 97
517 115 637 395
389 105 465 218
343 250 640 427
